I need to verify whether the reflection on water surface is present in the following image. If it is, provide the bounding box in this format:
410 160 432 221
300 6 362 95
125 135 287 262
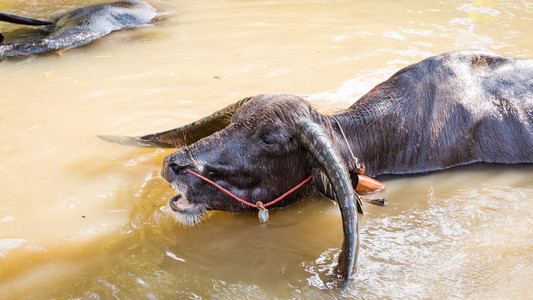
0 0 532 298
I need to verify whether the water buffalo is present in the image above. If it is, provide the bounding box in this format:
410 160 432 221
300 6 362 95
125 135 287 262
0 0 157 58
101 50 533 282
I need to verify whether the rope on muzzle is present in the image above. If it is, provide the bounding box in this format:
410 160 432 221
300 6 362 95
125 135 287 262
182 117 346 222
184 168 313 222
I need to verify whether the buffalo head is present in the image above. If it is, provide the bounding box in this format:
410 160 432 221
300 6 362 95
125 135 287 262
100 93 365 281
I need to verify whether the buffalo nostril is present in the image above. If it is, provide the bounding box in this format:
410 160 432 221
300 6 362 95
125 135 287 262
163 151 191 180
169 162 187 175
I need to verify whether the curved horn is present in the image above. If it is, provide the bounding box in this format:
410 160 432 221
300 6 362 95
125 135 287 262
0 12 53 26
99 97 253 148
296 119 363 282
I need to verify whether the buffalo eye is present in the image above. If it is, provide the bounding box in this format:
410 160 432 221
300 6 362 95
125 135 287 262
259 135 277 147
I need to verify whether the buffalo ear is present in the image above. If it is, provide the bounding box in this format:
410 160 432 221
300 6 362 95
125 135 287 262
296 119 363 282
98 96 253 148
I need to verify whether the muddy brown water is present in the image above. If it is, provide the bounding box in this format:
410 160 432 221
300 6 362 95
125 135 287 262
0 0 532 298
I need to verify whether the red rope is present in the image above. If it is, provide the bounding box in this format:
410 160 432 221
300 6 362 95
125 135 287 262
185 168 313 208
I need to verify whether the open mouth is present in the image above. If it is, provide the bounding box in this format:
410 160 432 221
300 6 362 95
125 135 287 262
168 194 206 225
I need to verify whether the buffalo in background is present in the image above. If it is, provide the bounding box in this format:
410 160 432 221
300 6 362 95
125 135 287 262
0 0 157 58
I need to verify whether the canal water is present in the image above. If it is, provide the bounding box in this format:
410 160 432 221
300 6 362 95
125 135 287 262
0 0 532 298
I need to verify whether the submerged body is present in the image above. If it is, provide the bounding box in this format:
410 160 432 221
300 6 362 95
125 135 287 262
0 0 157 57
101 50 533 281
